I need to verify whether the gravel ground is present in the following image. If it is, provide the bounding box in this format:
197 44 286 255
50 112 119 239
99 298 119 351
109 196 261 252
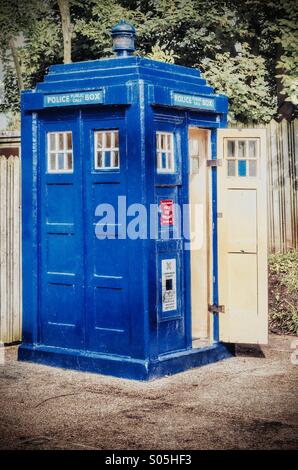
0 334 297 450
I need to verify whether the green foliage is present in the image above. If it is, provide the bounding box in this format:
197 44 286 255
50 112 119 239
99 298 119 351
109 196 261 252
201 44 277 124
0 0 297 125
21 17 63 89
137 0 237 64
73 0 145 59
6 112 20 130
275 18 298 105
268 251 298 336
0 0 41 45
146 42 178 64
0 65 19 113
0 0 62 114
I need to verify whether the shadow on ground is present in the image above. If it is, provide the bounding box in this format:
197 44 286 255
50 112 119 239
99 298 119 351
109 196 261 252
0 334 297 450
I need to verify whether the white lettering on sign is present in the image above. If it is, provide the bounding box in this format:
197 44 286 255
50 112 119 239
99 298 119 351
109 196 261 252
162 259 177 312
160 199 174 226
44 90 103 107
172 92 215 111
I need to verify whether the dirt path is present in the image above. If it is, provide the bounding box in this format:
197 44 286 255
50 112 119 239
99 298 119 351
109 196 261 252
0 334 297 450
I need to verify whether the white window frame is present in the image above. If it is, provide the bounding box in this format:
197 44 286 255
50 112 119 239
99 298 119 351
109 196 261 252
47 131 73 174
94 130 120 170
156 131 175 174
225 137 259 178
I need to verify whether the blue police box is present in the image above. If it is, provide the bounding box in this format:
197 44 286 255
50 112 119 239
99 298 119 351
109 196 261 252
19 20 235 380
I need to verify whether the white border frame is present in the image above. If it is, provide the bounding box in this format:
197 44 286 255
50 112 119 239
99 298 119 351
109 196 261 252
156 131 175 174
47 131 73 174
94 130 120 170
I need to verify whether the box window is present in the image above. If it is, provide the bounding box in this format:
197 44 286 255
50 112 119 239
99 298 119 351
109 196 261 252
94 130 120 170
156 132 175 173
47 132 73 173
226 139 258 178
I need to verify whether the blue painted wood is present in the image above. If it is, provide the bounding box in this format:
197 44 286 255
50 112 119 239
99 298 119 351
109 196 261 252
39 114 84 349
19 51 230 380
18 341 234 381
21 109 38 345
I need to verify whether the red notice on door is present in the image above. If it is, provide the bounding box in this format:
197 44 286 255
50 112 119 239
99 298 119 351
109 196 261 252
160 199 174 226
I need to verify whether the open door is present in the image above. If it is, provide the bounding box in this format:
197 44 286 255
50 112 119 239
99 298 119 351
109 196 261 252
217 129 268 344
188 128 211 342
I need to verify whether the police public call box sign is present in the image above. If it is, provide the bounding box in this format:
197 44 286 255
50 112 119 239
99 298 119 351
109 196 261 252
172 92 215 111
44 90 103 107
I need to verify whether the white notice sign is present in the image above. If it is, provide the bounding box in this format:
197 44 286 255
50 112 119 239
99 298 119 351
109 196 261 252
162 259 177 312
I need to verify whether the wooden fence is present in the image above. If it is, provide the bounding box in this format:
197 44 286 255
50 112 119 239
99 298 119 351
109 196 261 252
233 119 298 252
0 155 21 344
267 120 298 252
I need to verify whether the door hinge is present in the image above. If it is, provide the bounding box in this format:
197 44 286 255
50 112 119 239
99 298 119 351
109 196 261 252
208 303 225 314
217 212 223 218
207 159 222 167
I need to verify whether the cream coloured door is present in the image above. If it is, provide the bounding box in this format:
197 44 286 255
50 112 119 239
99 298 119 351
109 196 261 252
188 128 211 340
217 129 268 344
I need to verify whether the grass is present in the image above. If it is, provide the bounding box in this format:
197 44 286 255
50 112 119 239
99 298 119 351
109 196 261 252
268 251 298 336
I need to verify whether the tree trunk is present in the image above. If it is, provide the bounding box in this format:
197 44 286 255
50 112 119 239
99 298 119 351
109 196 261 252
8 37 23 92
58 0 72 64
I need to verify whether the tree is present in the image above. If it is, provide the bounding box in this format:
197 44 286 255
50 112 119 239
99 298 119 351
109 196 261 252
0 0 297 125
0 0 63 116
228 0 298 118
146 42 178 63
0 0 40 94
73 0 145 60
58 0 72 64
275 16 298 118
201 44 277 124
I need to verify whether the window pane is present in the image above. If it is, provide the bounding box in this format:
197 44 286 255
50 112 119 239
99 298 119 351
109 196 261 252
189 138 199 156
248 140 257 158
49 134 56 151
106 132 111 148
249 160 257 176
47 132 73 173
227 160 236 176
97 133 103 149
227 140 236 158
49 153 56 171
156 132 174 173
167 134 172 150
238 160 247 176
58 133 64 151
97 151 103 168
67 133 72 150
114 150 119 168
57 152 64 170
66 153 73 170
238 141 246 158
105 150 111 167
110 132 115 148
114 131 119 148
94 131 120 169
